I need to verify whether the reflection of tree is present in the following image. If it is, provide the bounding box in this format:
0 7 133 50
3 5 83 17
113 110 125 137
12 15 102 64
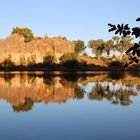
60 76 85 100
88 83 137 106
60 74 87 88
0 74 15 83
114 89 135 106
0 73 138 113
43 75 56 87
27 73 38 85
60 78 77 88
12 98 33 112
74 85 85 100
61 74 79 82
108 72 124 80
128 71 140 77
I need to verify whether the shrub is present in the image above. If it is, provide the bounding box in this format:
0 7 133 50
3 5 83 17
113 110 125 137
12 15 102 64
108 61 123 67
11 27 33 43
79 59 87 66
60 53 78 67
1 58 15 68
43 53 55 66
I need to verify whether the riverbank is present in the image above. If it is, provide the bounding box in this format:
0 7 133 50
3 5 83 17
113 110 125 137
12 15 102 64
0 64 139 72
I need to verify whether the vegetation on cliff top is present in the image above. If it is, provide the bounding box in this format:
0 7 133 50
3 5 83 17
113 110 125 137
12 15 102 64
12 27 33 43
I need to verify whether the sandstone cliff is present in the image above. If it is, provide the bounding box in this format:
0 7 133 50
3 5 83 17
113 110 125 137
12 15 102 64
0 34 75 65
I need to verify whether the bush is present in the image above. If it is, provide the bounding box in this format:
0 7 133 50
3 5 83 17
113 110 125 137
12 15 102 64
108 61 123 67
43 53 55 66
60 53 78 67
12 27 33 43
63 59 79 67
1 58 15 68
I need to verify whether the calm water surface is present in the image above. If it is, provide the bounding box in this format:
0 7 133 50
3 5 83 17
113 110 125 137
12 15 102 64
0 72 140 140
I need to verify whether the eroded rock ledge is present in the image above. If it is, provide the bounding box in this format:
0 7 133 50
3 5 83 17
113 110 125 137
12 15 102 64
0 34 75 65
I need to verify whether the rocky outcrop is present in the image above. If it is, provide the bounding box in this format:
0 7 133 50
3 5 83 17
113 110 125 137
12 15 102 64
0 34 75 65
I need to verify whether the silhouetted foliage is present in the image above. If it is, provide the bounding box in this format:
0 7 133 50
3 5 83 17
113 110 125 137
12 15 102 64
108 18 140 65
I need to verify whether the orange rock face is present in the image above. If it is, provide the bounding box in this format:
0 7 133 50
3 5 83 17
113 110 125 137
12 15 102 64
0 34 75 65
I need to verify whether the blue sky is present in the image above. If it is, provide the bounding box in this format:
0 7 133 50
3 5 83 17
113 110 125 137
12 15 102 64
0 0 140 42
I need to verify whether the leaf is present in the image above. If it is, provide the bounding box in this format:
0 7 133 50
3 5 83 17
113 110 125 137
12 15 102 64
124 24 130 30
132 27 140 38
136 50 140 56
126 31 131 35
123 31 127 37
126 47 133 53
109 27 117 32
132 50 136 55
136 18 140 21
120 24 124 30
117 24 121 29
115 30 120 34
126 44 140 53
119 31 123 35
134 59 139 63
108 24 114 27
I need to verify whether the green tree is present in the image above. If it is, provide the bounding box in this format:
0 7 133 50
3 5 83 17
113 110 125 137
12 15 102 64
88 39 105 60
112 36 133 61
73 40 85 54
104 40 113 56
12 27 33 43
108 18 140 65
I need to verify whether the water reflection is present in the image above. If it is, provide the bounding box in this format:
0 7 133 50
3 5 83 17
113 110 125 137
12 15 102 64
0 72 139 112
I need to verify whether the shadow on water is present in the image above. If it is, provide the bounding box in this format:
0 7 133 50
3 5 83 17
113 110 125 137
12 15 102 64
0 71 139 112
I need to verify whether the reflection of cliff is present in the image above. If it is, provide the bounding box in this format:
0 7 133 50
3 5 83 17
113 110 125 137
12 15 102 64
0 75 75 108
0 73 139 112
79 72 140 86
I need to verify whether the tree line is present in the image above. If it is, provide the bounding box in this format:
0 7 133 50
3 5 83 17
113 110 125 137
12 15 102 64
10 27 133 59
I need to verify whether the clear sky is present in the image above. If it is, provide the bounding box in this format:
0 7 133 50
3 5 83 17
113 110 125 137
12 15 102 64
0 0 140 42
